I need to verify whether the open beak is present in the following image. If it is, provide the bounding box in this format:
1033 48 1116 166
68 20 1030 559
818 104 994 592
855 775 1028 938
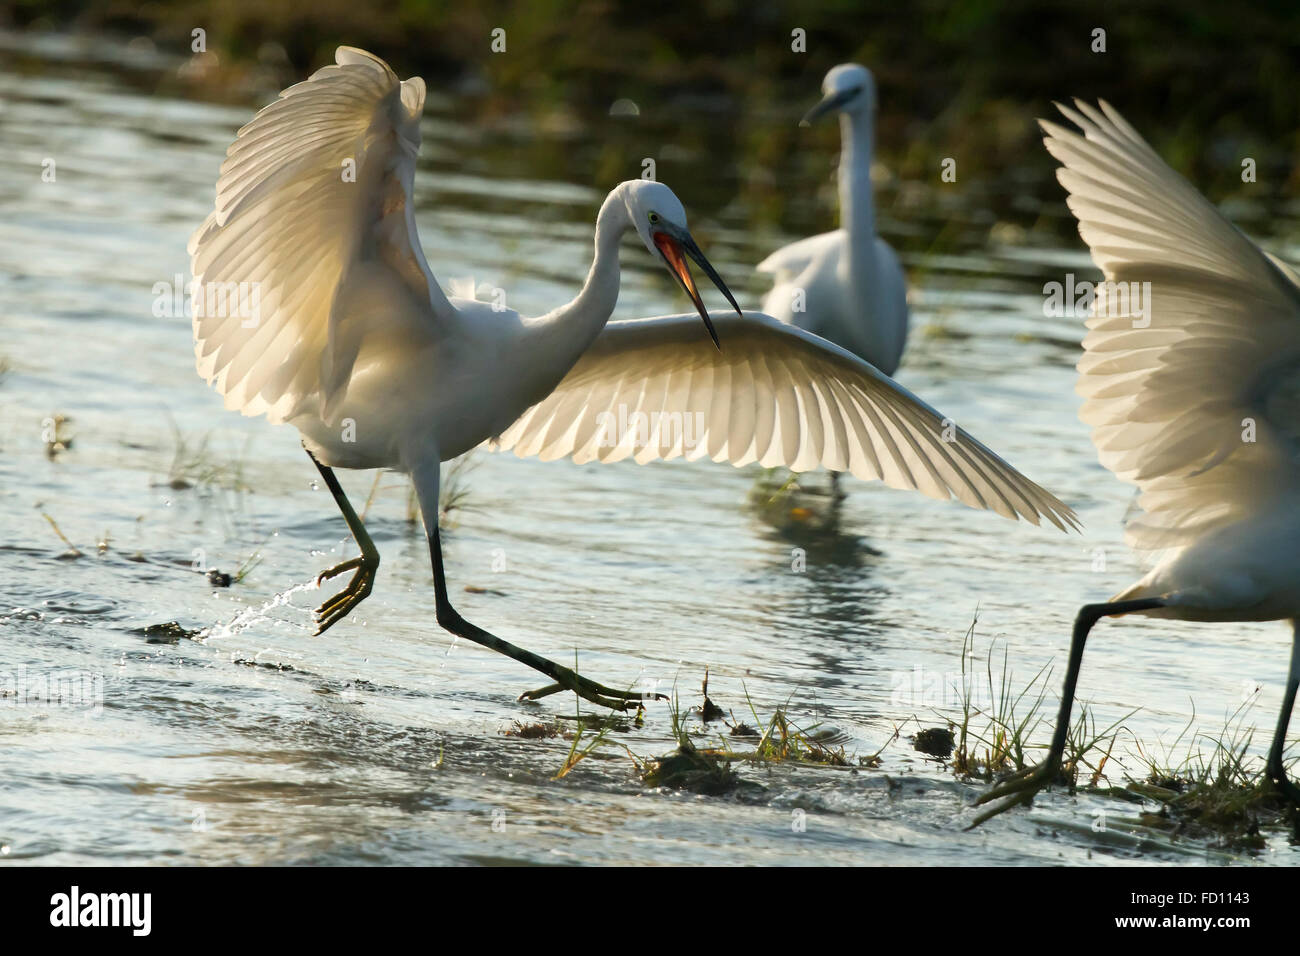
800 88 855 127
652 226 741 351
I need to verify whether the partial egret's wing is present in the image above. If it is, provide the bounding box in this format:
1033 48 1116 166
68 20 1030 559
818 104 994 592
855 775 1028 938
756 229 843 279
1044 100 1300 549
493 312 1077 530
1266 251 1300 289
190 46 454 424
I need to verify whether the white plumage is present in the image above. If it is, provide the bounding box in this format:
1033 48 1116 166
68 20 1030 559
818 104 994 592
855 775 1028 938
191 48 447 427
497 310 1074 527
191 48 1076 709
972 99 1300 825
1046 100 1300 617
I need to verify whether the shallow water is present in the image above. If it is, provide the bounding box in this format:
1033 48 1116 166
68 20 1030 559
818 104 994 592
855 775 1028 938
2 33 1298 865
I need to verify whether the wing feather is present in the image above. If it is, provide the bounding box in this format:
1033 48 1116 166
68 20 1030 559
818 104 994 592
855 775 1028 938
492 312 1077 530
190 46 454 425
1044 100 1300 550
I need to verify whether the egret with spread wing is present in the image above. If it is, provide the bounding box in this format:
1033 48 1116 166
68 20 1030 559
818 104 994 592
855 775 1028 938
192 48 1075 710
973 101 1300 824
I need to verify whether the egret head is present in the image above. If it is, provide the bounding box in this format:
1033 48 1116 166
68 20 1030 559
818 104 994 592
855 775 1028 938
801 63 875 126
620 180 740 350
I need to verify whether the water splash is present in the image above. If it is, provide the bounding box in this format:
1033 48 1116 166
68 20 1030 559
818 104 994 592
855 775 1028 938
203 579 318 641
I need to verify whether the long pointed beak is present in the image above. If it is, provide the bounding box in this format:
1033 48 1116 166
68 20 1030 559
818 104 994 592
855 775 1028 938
800 88 855 127
652 229 740 351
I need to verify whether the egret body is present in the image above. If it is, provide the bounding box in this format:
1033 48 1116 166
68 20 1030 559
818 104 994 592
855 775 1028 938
974 101 1300 823
192 48 1076 710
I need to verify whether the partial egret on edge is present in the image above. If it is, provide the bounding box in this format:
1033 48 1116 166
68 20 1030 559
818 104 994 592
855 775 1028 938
757 64 909 377
973 100 1300 824
191 47 1077 711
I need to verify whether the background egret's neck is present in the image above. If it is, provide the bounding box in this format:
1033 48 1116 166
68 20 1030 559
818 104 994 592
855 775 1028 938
839 110 879 317
839 110 876 250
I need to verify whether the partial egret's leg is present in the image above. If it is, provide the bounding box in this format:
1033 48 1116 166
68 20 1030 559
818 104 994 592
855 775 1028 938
427 528 659 709
968 597 1165 827
306 449 380 635
828 470 844 502
1265 623 1300 806
411 461 665 711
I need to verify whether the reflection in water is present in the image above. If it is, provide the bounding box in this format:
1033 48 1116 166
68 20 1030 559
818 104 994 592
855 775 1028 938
745 475 892 701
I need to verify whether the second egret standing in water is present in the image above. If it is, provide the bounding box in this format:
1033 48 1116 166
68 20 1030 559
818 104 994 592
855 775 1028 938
758 64 909 376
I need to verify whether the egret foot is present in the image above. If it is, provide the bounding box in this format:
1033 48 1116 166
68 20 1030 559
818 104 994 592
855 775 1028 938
304 447 381 635
1266 752 1300 807
1267 773 1300 810
968 759 1065 828
519 670 667 711
967 598 1167 829
314 554 378 634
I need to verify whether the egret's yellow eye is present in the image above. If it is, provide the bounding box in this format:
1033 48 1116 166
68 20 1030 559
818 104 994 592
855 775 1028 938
648 212 660 224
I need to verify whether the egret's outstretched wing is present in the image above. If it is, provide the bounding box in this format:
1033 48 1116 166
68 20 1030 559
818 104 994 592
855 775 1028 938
493 311 1077 530
190 46 454 424
1044 100 1300 550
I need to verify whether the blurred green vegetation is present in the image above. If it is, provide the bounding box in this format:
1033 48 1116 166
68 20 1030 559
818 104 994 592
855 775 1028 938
4 0 1299 237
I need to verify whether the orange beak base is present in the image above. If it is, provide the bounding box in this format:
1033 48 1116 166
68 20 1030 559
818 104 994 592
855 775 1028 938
653 232 720 349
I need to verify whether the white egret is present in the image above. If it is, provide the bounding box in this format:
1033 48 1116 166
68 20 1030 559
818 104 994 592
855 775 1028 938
192 47 1076 710
757 64 909 376
973 100 1300 824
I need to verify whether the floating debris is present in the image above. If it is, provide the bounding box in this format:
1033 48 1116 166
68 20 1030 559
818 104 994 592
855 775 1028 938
134 621 202 644
503 720 562 739
638 738 748 796
43 414 73 459
697 669 724 723
913 726 955 759
233 657 297 672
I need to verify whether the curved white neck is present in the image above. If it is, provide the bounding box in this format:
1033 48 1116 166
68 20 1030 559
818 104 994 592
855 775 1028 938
521 188 628 394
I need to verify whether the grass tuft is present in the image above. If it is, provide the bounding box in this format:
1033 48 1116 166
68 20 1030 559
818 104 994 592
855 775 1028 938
632 691 747 794
950 611 1298 847
503 719 562 740
159 419 249 492
438 452 480 526
1120 696 1299 849
631 677 889 794
42 512 83 559
948 613 1058 780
